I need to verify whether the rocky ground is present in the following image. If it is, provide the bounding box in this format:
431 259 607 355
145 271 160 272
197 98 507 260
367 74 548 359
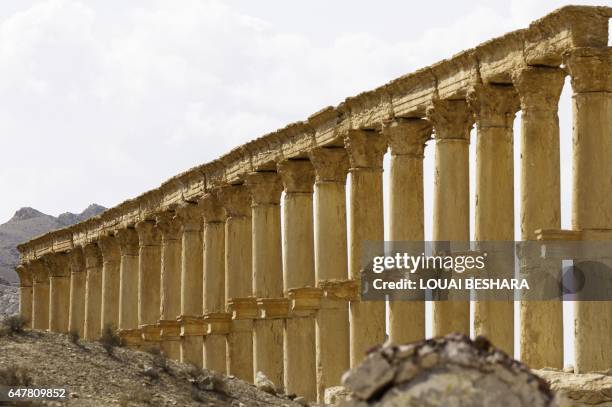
0 327 305 406
535 369 612 406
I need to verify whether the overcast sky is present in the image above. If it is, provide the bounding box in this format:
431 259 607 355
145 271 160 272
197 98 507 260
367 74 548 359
0 0 603 224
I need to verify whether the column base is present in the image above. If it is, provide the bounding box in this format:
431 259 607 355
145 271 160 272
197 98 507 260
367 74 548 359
140 324 162 351
118 328 142 349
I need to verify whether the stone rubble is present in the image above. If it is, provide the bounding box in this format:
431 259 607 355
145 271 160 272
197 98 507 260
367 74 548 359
338 333 570 406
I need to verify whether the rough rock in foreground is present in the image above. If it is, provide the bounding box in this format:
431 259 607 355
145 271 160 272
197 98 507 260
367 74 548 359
0 329 304 406
339 333 569 407
535 369 612 406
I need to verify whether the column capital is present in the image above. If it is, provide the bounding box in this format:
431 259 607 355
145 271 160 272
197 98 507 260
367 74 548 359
198 193 226 223
98 234 120 261
115 228 139 256
155 211 181 241
308 147 349 183
512 67 566 112
175 203 203 232
343 129 387 169
83 243 102 270
245 171 283 205
426 98 473 140
41 252 70 278
383 118 432 156
135 220 161 246
467 84 520 128
30 259 49 284
564 47 612 93
277 160 315 193
217 184 251 217
15 265 33 287
68 246 86 273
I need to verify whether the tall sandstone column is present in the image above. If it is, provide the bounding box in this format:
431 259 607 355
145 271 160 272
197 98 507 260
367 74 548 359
218 184 255 383
116 228 141 347
68 247 86 336
246 171 286 388
15 265 33 328
384 118 431 344
99 234 121 332
513 66 565 368
44 253 71 333
565 47 612 373
426 99 473 336
176 203 205 368
200 193 230 374
156 211 182 360
278 159 317 401
344 130 387 367
468 84 519 355
135 220 162 349
31 260 50 330
308 147 350 401
83 243 103 340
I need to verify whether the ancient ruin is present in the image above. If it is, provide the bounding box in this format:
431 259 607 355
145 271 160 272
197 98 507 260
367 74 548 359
14 5 612 403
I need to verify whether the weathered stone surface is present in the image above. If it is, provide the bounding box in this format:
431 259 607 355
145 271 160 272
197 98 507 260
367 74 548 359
339 334 568 406
535 369 612 406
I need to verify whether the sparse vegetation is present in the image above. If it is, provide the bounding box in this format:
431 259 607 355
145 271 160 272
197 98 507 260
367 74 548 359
119 387 154 406
0 315 27 336
0 364 32 386
148 347 171 374
68 329 80 345
98 324 122 355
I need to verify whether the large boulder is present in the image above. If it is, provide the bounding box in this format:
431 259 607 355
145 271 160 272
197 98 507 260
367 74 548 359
339 333 569 406
535 369 612 406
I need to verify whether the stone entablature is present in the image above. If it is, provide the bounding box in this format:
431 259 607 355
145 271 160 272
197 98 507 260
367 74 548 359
16 5 612 259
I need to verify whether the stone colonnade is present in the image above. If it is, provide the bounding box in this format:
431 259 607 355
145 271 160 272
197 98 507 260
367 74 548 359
14 8 612 402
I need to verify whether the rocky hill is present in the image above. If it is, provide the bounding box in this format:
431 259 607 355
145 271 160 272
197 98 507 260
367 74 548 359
0 204 105 284
0 328 305 406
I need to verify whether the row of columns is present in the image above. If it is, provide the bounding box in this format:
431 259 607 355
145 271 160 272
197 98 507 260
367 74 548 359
15 49 611 402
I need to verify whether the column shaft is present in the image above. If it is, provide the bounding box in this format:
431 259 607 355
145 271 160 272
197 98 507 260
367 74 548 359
345 130 386 367
177 204 204 367
44 253 71 333
83 244 103 340
513 66 565 368
246 172 285 388
566 48 612 372
219 184 254 383
156 212 182 360
278 160 317 401
426 99 473 336
309 147 350 401
385 119 431 344
31 260 49 330
116 228 141 347
136 220 162 349
468 84 519 355
68 247 86 337
99 235 121 332
15 265 33 328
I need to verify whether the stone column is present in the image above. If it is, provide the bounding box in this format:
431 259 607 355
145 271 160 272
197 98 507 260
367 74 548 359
135 220 162 349
44 253 70 333
308 147 351 401
30 260 50 330
565 47 612 373
156 211 182 360
83 243 103 340
384 118 432 344
15 265 33 328
98 234 121 332
218 184 255 383
344 130 387 367
68 247 86 337
176 203 205 368
513 66 565 369
426 99 473 336
278 160 317 401
246 171 286 388
116 228 141 347
468 84 519 355
200 193 230 374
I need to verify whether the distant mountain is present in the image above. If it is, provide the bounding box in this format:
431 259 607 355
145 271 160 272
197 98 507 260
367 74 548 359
0 204 106 284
